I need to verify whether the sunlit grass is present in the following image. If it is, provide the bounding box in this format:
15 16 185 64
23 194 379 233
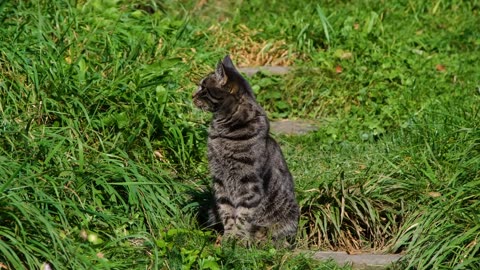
1 0 479 269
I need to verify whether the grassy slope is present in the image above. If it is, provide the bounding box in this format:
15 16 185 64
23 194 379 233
0 0 479 269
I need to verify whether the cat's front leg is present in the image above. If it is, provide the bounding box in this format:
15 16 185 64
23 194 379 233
218 203 263 244
234 206 267 242
233 177 266 242
217 203 238 237
213 177 240 238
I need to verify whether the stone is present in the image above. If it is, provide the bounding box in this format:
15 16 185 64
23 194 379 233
237 66 291 77
270 119 319 135
311 251 403 269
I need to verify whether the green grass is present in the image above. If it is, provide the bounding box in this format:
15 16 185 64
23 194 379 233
1 0 479 269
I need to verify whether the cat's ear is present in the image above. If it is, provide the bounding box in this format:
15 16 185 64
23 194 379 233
215 60 228 86
221 55 241 94
221 55 236 70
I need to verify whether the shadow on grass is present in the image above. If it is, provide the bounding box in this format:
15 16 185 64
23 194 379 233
185 180 224 234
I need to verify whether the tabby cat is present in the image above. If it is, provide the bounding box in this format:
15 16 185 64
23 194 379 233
193 55 299 244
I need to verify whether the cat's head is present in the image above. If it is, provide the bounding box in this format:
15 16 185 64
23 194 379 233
193 55 253 112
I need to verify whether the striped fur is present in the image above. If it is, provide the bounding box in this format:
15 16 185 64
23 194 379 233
193 55 299 244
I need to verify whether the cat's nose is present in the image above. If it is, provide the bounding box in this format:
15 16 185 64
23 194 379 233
192 86 201 98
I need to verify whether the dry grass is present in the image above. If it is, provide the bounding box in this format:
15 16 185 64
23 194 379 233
207 24 298 67
188 0 301 66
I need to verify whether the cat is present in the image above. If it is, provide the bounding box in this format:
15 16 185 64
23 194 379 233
193 55 299 245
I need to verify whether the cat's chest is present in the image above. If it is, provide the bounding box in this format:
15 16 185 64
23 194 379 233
208 138 250 160
207 137 263 174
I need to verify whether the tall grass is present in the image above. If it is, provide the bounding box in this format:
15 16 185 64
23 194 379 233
1 0 479 269
286 95 479 266
0 0 202 268
391 99 480 269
